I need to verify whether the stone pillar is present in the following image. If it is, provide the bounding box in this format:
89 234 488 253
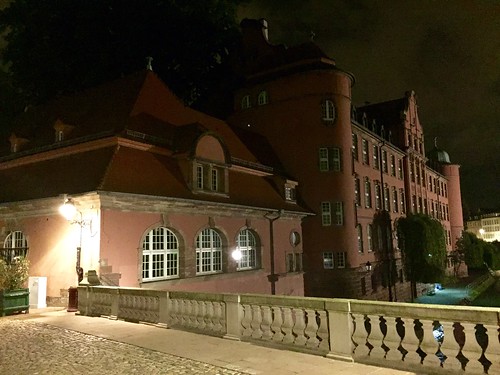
325 299 354 362
223 294 242 341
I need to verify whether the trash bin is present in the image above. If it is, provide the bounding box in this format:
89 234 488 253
67 287 78 312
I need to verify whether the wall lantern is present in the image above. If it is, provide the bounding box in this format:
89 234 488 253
231 249 242 261
365 261 372 272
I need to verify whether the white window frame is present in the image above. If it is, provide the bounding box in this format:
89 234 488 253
321 202 331 226
142 227 179 281
319 148 329 171
362 139 369 164
236 229 257 270
241 95 251 109
364 178 372 208
323 252 334 269
2 231 29 263
333 201 344 225
367 224 373 252
357 224 364 253
354 177 361 206
196 228 222 274
257 90 268 105
321 99 335 122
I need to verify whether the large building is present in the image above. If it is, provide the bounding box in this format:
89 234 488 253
228 19 465 300
466 212 500 243
0 69 309 305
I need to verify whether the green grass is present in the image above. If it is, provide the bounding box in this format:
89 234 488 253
472 284 500 307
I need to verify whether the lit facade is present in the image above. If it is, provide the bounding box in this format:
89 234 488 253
0 70 308 305
228 19 465 300
466 212 500 242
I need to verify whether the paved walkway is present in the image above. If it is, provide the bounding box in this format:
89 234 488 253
414 286 469 305
0 308 419 375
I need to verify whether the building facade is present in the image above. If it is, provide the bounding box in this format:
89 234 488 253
0 70 309 305
228 19 465 300
466 212 500 243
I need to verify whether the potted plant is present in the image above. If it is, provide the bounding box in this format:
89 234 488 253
0 256 30 316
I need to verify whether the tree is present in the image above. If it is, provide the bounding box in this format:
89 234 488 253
395 214 447 300
0 0 245 122
456 232 500 271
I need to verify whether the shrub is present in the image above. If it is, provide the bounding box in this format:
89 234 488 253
0 257 30 290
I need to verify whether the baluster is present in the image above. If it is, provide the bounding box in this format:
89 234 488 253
316 310 330 352
461 322 485 374
281 307 295 344
171 299 179 326
271 306 284 342
380 315 399 361
366 314 385 358
213 302 224 332
304 309 320 349
261 305 273 340
440 321 462 372
484 322 500 375
418 319 441 369
350 313 367 357
180 299 189 326
205 302 214 331
292 308 307 346
197 301 206 330
190 300 198 328
241 304 253 337
250 305 263 339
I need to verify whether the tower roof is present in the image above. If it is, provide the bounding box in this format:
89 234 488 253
427 138 451 164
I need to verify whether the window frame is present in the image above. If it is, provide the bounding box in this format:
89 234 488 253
141 227 179 282
196 228 222 275
236 229 258 271
323 252 334 269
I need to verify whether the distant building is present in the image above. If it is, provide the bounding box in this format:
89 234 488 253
466 212 500 242
228 19 465 300
0 70 308 305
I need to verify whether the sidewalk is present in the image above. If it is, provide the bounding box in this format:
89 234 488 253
5 308 418 375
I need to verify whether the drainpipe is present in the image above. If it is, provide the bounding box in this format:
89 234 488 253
265 209 284 295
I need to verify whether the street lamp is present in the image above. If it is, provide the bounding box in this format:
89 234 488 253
365 261 373 272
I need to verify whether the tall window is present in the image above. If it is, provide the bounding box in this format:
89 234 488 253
142 227 179 281
392 188 398 213
400 189 406 213
2 231 28 263
195 163 223 193
336 252 346 268
196 229 222 274
333 202 344 225
375 182 381 209
357 224 364 253
398 159 403 179
211 169 218 191
321 202 331 226
384 184 390 211
236 229 257 270
323 252 334 269
257 90 268 105
354 177 361 206
364 178 372 208
321 99 335 122
241 95 251 109
390 155 396 176
352 133 359 161
318 147 341 171
362 139 369 164
367 224 373 252
382 150 388 173
373 144 379 169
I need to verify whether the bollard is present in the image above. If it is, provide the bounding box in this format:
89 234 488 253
67 287 78 312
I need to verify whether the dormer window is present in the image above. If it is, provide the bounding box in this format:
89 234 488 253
241 95 251 109
257 90 268 105
195 163 224 193
284 180 298 202
321 99 336 123
53 119 74 142
8 133 29 153
192 134 228 196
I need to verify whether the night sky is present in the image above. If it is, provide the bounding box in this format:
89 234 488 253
239 0 500 213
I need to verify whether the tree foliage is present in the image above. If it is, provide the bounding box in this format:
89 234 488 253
456 231 500 270
396 213 447 284
0 0 245 115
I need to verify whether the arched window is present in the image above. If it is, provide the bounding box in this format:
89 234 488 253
257 90 268 105
196 228 222 274
357 224 363 253
2 231 28 264
236 229 258 270
141 227 179 281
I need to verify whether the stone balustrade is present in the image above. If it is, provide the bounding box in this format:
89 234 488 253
78 286 500 374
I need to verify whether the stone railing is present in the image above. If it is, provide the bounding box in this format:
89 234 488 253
78 286 500 374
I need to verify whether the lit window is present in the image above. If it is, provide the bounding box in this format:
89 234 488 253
392 188 398 213
285 186 296 201
400 189 406 213
241 95 251 109
398 159 403 179
367 224 373 252
257 90 268 105
362 139 369 164
384 185 390 211
352 133 359 161
354 177 361 206
236 229 258 270
321 99 335 122
390 155 396 176
364 178 372 208
142 227 179 281
375 182 381 209
323 252 334 269
357 224 364 253
321 202 331 226
196 229 222 274
2 231 28 264
382 150 388 173
373 144 379 169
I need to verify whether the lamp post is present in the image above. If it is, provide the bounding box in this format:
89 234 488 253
264 209 284 295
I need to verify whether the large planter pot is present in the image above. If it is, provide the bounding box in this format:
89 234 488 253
0 288 30 316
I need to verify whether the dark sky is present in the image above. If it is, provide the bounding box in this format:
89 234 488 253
239 0 500 213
